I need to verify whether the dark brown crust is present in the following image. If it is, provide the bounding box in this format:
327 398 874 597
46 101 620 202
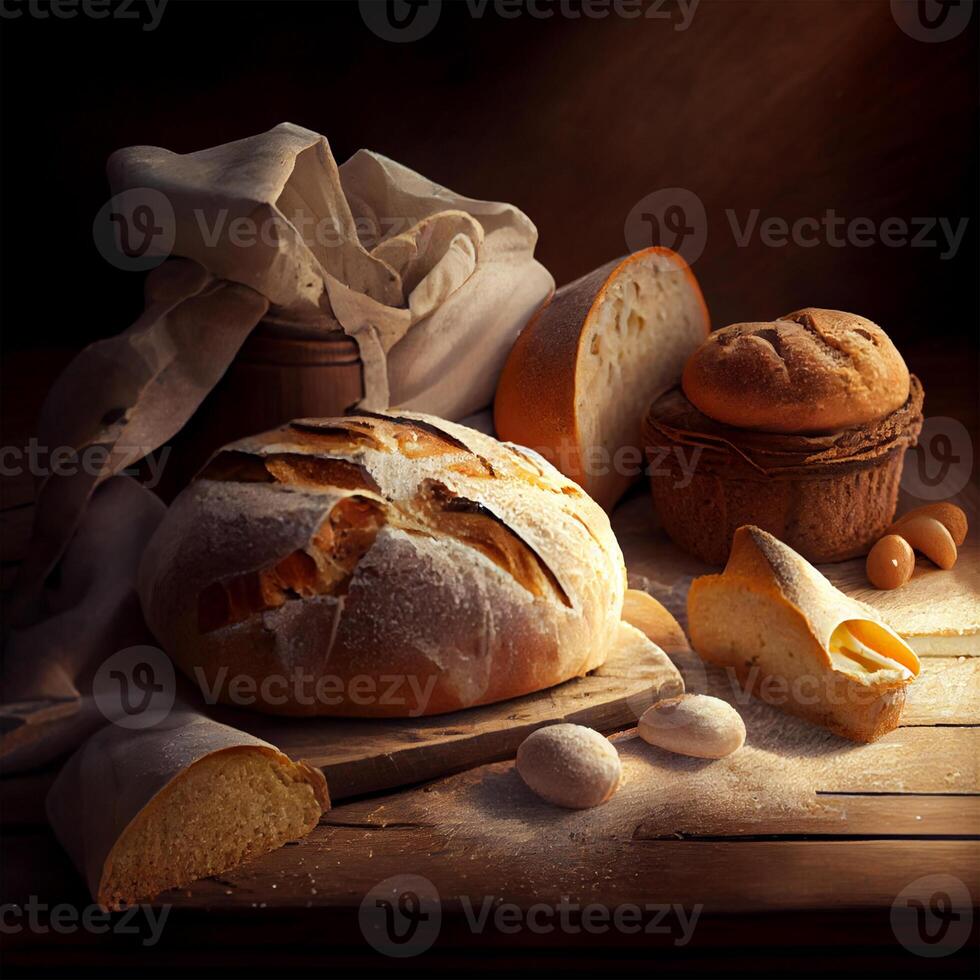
643 377 924 564
494 258 622 479
681 309 911 434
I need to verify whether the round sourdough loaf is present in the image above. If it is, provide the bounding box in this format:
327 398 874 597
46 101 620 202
138 412 627 717
681 309 910 433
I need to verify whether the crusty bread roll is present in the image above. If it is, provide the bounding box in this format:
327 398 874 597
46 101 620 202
138 412 627 716
687 526 920 742
494 247 709 510
682 308 910 433
46 710 328 910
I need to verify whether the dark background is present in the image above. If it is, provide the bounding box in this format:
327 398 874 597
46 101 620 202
1 0 977 418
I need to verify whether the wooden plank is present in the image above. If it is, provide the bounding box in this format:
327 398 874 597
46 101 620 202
140 723 980 911
162 833 978 913
211 629 682 800
1 830 973 980
904 656 980 724
634 793 980 840
811 727 979 795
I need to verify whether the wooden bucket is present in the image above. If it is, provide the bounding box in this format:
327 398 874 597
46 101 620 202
161 321 364 496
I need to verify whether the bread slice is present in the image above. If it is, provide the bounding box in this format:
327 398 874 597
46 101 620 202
687 526 920 742
46 710 328 909
494 247 709 511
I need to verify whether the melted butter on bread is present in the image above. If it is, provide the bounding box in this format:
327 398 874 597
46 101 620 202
829 620 920 680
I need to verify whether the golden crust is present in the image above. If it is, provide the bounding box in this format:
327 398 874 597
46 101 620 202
494 247 709 510
139 412 627 717
682 308 910 434
688 526 916 742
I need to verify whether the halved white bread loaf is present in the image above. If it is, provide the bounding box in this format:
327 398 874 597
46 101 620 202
138 412 629 716
46 710 328 910
687 526 920 742
494 247 709 510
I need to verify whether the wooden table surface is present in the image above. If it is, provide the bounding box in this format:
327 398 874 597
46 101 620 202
1 347 977 979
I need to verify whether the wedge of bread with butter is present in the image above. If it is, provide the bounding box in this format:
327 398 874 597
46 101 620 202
687 525 920 742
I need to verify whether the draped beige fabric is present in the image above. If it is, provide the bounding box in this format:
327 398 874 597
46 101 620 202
8 123 553 623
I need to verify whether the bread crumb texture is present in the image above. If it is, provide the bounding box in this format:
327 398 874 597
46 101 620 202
99 750 323 910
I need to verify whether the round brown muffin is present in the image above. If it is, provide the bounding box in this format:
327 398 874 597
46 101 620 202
643 377 924 564
681 309 910 433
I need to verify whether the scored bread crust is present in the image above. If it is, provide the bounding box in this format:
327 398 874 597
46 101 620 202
494 247 709 511
687 525 917 742
681 308 910 433
138 412 627 717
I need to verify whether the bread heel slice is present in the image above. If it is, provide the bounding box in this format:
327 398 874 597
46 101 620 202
687 525 920 742
46 710 329 910
494 247 709 511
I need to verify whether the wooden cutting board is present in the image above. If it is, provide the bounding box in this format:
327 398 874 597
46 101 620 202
213 627 683 800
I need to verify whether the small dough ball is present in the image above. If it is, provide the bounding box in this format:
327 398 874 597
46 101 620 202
516 724 622 809
639 694 745 759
